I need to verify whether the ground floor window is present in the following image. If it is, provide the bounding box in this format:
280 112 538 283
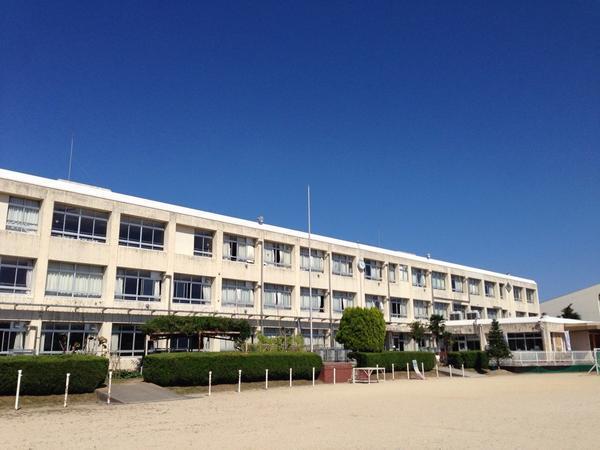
111 324 146 356
169 335 200 352
452 334 481 351
301 329 327 348
390 333 405 351
506 332 543 351
0 321 27 354
41 322 99 354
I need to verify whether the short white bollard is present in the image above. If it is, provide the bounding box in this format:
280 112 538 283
462 364 465 378
265 369 269 390
289 368 292 388
208 371 212 396
107 370 113 405
376 364 379 381
312 367 315 386
435 364 439 378
421 362 425 380
63 373 70 408
333 367 336 385
238 370 242 393
15 369 22 410
449 365 453 378
392 363 395 380
406 363 410 380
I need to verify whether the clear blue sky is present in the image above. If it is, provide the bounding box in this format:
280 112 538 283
1 1 598 300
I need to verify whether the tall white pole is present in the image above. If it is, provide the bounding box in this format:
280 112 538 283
308 185 313 352
15 370 22 410
63 373 70 408
68 133 74 180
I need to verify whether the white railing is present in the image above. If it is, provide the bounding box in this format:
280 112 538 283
501 351 594 366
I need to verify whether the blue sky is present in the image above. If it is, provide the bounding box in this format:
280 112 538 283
1 1 598 300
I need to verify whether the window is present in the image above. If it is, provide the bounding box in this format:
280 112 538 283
399 265 409 282
432 272 446 290
332 253 353 277
390 298 408 318
222 279 254 306
0 257 33 294
300 248 324 272
263 284 292 309
223 234 255 263
433 302 449 319
413 300 430 319
173 274 211 305
6 196 40 233
513 287 523 302
51 204 108 242
499 283 505 299
487 308 498 320
453 303 467 313
515 311 526 317
115 269 161 301
412 268 426 287
364 259 382 281
300 287 325 312
451 275 464 293
506 332 543 351
332 291 354 312
45 262 103 298
365 294 383 310
119 216 165 250
301 328 327 348
193 230 213 257
264 242 292 268
484 281 495 297
526 289 536 304
388 264 397 283
111 324 146 356
468 279 481 295
41 322 98 354
0 322 27 354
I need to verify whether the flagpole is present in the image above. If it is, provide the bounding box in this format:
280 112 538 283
308 185 313 352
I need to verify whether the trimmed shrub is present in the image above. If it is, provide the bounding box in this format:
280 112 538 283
336 307 386 352
447 351 489 371
143 352 323 386
0 355 108 395
351 351 436 371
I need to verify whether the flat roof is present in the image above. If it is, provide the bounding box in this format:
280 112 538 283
0 167 536 284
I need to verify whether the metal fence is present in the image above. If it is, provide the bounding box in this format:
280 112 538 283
312 348 352 362
501 351 594 366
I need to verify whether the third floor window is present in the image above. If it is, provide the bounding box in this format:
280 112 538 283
364 259 382 281
223 234 255 263
412 268 427 287
119 216 165 250
264 242 292 268
6 196 40 233
52 204 108 242
332 253 353 277
469 279 481 296
451 275 464 293
431 272 446 290
194 230 213 257
300 248 324 272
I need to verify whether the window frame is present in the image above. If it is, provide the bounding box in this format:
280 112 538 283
0 257 33 294
223 234 255 263
412 268 427 287
6 196 40 233
431 271 446 290
173 274 212 305
221 279 255 306
332 253 353 277
45 262 104 298
299 248 324 272
332 290 355 312
115 268 162 302
264 241 292 268
193 230 214 257
390 298 408 319
119 216 165 251
51 203 108 242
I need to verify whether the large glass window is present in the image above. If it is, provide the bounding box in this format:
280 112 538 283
364 259 382 281
45 262 103 298
399 265 409 282
6 196 40 233
193 230 213 257
119 216 165 250
526 288 536 303
115 269 161 301
173 274 211 305
413 300 430 319
433 302 449 319
0 322 27 354
432 272 446 290
365 294 383 310
223 234 255 263
41 322 99 354
300 248 324 272
300 287 325 312
468 279 481 295
0 257 33 294
451 275 464 293
390 298 408 319
111 324 146 356
332 291 354 312
264 242 292 268
263 284 292 309
485 281 496 297
222 279 255 306
506 332 543 351
51 204 108 242
412 268 427 287
513 286 523 302
332 253 353 277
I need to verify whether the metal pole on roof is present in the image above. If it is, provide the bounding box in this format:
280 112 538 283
308 185 313 353
67 133 74 180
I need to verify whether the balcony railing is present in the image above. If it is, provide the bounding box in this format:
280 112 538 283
500 351 594 366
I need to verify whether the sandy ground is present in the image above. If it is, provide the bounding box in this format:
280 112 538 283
1 373 598 449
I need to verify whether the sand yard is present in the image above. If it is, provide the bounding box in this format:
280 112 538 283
1 372 598 449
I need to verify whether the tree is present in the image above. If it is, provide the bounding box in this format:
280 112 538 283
487 319 511 367
335 307 386 352
428 314 446 351
409 321 427 350
560 303 581 320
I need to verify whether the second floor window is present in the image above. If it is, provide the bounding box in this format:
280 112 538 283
0 257 33 294
300 287 325 312
6 196 40 233
365 294 384 310
194 230 213 257
485 281 496 297
332 253 353 277
390 298 408 318
52 204 108 242
514 287 523 302
263 283 292 309
223 234 255 263
222 279 254 306
499 283 505 299
433 302 449 319
332 291 354 312
364 259 382 281
264 242 292 268
413 300 430 319
432 272 446 290
451 275 464 293
487 308 498 320
388 264 397 283
115 269 161 301
526 288 536 303
399 264 409 282
119 216 165 250
412 268 426 287
468 279 481 296
173 274 211 305
45 262 103 298
300 248 324 272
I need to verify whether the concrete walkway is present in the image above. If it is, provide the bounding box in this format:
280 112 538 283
96 380 185 404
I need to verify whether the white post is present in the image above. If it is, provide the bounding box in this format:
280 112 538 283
265 369 269 390
421 362 425 379
208 371 212 396
449 365 453 378
63 373 70 408
461 364 465 378
14 369 22 410
238 370 242 393
107 370 113 405
392 363 395 380
312 367 315 386
289 368 292 388
352 368 355 384
406 363 410 380
435 364 439 378
333 367 336 385
376 364 379 381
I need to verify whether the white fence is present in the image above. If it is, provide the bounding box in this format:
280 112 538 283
501 351 594 366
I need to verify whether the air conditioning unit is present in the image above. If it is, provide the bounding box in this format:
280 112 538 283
449 312 463 321
466 311 480 320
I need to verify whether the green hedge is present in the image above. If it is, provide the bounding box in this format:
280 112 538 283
0 355 108 395
447 351 489 371
351 351 436 371
143 352 323 387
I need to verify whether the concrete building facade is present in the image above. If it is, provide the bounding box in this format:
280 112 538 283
541 284 600 322
0 168 541 360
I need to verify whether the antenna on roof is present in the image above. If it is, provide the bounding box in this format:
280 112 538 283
67 133 74 181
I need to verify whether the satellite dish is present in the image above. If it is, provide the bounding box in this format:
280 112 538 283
357 260 366 271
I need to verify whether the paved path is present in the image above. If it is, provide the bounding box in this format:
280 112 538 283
96 380 184 404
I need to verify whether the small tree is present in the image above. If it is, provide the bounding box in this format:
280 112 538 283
336 307 386 352
487 319 511 367
560 303 581 320
428 314 446 351
409 321 427 350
